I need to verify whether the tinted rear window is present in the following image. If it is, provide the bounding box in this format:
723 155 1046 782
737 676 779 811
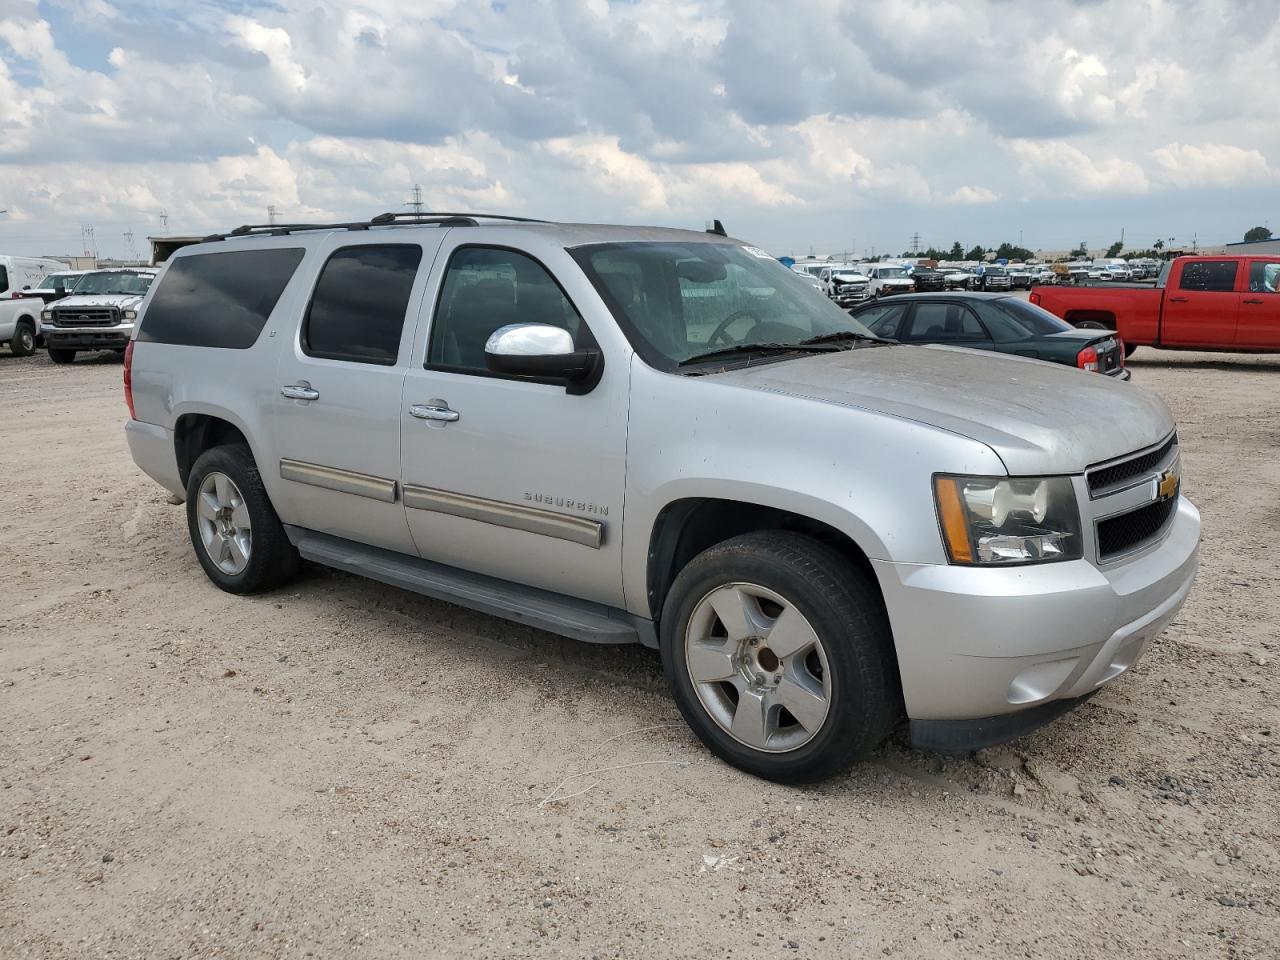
139 249 305 349
1178 260 1237 292
302 245 422 365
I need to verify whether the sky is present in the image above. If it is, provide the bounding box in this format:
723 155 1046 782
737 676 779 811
0 0 1275 260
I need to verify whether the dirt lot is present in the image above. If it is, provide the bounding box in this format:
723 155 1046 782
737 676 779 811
1 347 1277 959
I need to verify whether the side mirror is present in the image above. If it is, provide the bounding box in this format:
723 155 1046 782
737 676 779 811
484 323 602 394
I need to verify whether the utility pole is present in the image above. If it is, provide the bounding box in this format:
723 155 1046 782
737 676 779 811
267 205 279 226
405 184 424 217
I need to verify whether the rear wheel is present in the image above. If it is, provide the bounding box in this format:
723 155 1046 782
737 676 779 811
661 531 901 783
186 444 300 594
47 348 76 364
10 321 36 356
1123 342 1137 358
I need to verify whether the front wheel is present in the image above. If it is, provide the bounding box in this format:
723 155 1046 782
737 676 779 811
10 321 36 357
47 347 76 364
660 532 901 783
186 444 301 594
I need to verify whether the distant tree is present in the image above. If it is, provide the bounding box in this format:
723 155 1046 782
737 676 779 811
1070 242 1089 258
1153 239 1164 252
1244 226 1273 243
1105 240 1124 258
964 244 986 261
995 242 1034 261
949 241 964 259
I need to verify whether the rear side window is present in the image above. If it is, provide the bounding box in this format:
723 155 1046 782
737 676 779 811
0 266 8 294
1248 261 1280 294
302 245 422 365
139 249 304 349
903 302 988 342
1178 261 1237 292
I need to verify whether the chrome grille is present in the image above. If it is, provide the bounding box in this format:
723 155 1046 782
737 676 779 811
1088 434 1177 495
1097 496 1177 559
52 306 119 327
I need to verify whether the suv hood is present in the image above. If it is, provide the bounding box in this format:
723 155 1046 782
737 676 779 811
53 293 145 310
709 345 1172 475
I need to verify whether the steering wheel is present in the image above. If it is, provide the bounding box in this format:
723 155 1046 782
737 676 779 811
708 309 762 346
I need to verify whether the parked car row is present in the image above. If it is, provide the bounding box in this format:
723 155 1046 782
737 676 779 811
0 265 157 361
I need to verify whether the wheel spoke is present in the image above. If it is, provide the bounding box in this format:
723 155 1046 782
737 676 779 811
197 491 220 524
708 586 765 642
231 502 251 532
687 640 737 683
228 535 250 568
214 474 232 507
217 538 232 565
730 687 772 749
765 604 819 659
776 671 828 733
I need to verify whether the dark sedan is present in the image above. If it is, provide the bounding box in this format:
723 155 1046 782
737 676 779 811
850 292 1130 380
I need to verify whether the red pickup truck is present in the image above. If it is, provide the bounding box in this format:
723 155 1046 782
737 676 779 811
1031 255 1280 355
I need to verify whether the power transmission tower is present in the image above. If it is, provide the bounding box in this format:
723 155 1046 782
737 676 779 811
124 229 137 262
267 205 279 226
159 209 169 234
81 224 97 260
405 184 424 217
910 232 921 255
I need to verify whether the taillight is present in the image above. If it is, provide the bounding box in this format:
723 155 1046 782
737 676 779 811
1077 344 1099 372
1117 339 1126 368
1029 292 1041 305
123 340 136 419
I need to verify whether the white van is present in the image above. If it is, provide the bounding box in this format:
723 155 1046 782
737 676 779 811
0 256 67 298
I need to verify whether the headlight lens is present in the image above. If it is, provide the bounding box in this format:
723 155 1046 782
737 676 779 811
934 475 1081 565
123 309 138 320
41 310 52 320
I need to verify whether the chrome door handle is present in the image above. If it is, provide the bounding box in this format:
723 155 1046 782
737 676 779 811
281 382 320 401
409 401 460 422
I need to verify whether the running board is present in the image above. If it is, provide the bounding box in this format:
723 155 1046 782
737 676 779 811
285 527 654 647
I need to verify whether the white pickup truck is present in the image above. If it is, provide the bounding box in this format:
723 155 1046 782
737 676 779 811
40 268 157 363
0 295 44 356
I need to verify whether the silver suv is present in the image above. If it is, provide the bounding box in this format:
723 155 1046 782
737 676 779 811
124 213 1200 782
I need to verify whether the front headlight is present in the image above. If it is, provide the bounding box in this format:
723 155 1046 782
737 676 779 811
41 310 52 321
934 475 1081 565
123 309 138 320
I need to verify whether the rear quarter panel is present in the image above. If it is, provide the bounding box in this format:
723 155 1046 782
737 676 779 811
1032 284 1163 345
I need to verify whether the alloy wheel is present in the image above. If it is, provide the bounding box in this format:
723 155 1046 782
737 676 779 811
684 582 831 753
195 471 253 575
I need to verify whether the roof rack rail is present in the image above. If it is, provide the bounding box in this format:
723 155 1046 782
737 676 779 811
200 211 551 244
369 211 551 225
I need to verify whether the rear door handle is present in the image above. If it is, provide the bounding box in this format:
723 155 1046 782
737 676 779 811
1244 298 1265 305
409 401 460 422
1168 296 1189 303
281 382 319 401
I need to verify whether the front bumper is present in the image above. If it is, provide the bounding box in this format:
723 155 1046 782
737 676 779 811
832 289 870 306
872 496 1199 734
44 323 134 349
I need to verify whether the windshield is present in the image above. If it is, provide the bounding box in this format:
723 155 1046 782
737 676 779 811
876 267 908 279
74 271 154 296
572 242 875 369
36 273 81 291
985 267 1007 276
976 298 1073 338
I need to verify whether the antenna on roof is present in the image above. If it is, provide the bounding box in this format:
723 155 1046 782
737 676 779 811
706 219 727 237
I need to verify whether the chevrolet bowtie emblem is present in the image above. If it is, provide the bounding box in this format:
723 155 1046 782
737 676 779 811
1157 469 1179 501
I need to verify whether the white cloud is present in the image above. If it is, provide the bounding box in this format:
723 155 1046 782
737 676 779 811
944 186 998 205
1148 143 1274 189
1007 140 1149 195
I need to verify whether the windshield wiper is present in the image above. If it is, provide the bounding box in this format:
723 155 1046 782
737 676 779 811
795 330 894 347
677 341 846 367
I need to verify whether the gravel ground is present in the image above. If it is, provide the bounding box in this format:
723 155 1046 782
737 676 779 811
1 346 1277 959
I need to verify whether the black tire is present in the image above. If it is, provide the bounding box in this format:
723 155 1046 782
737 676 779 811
185 444 301 594
47 348 76 364
1123 342 1137 358
660 531 902 783
10 321 36 357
